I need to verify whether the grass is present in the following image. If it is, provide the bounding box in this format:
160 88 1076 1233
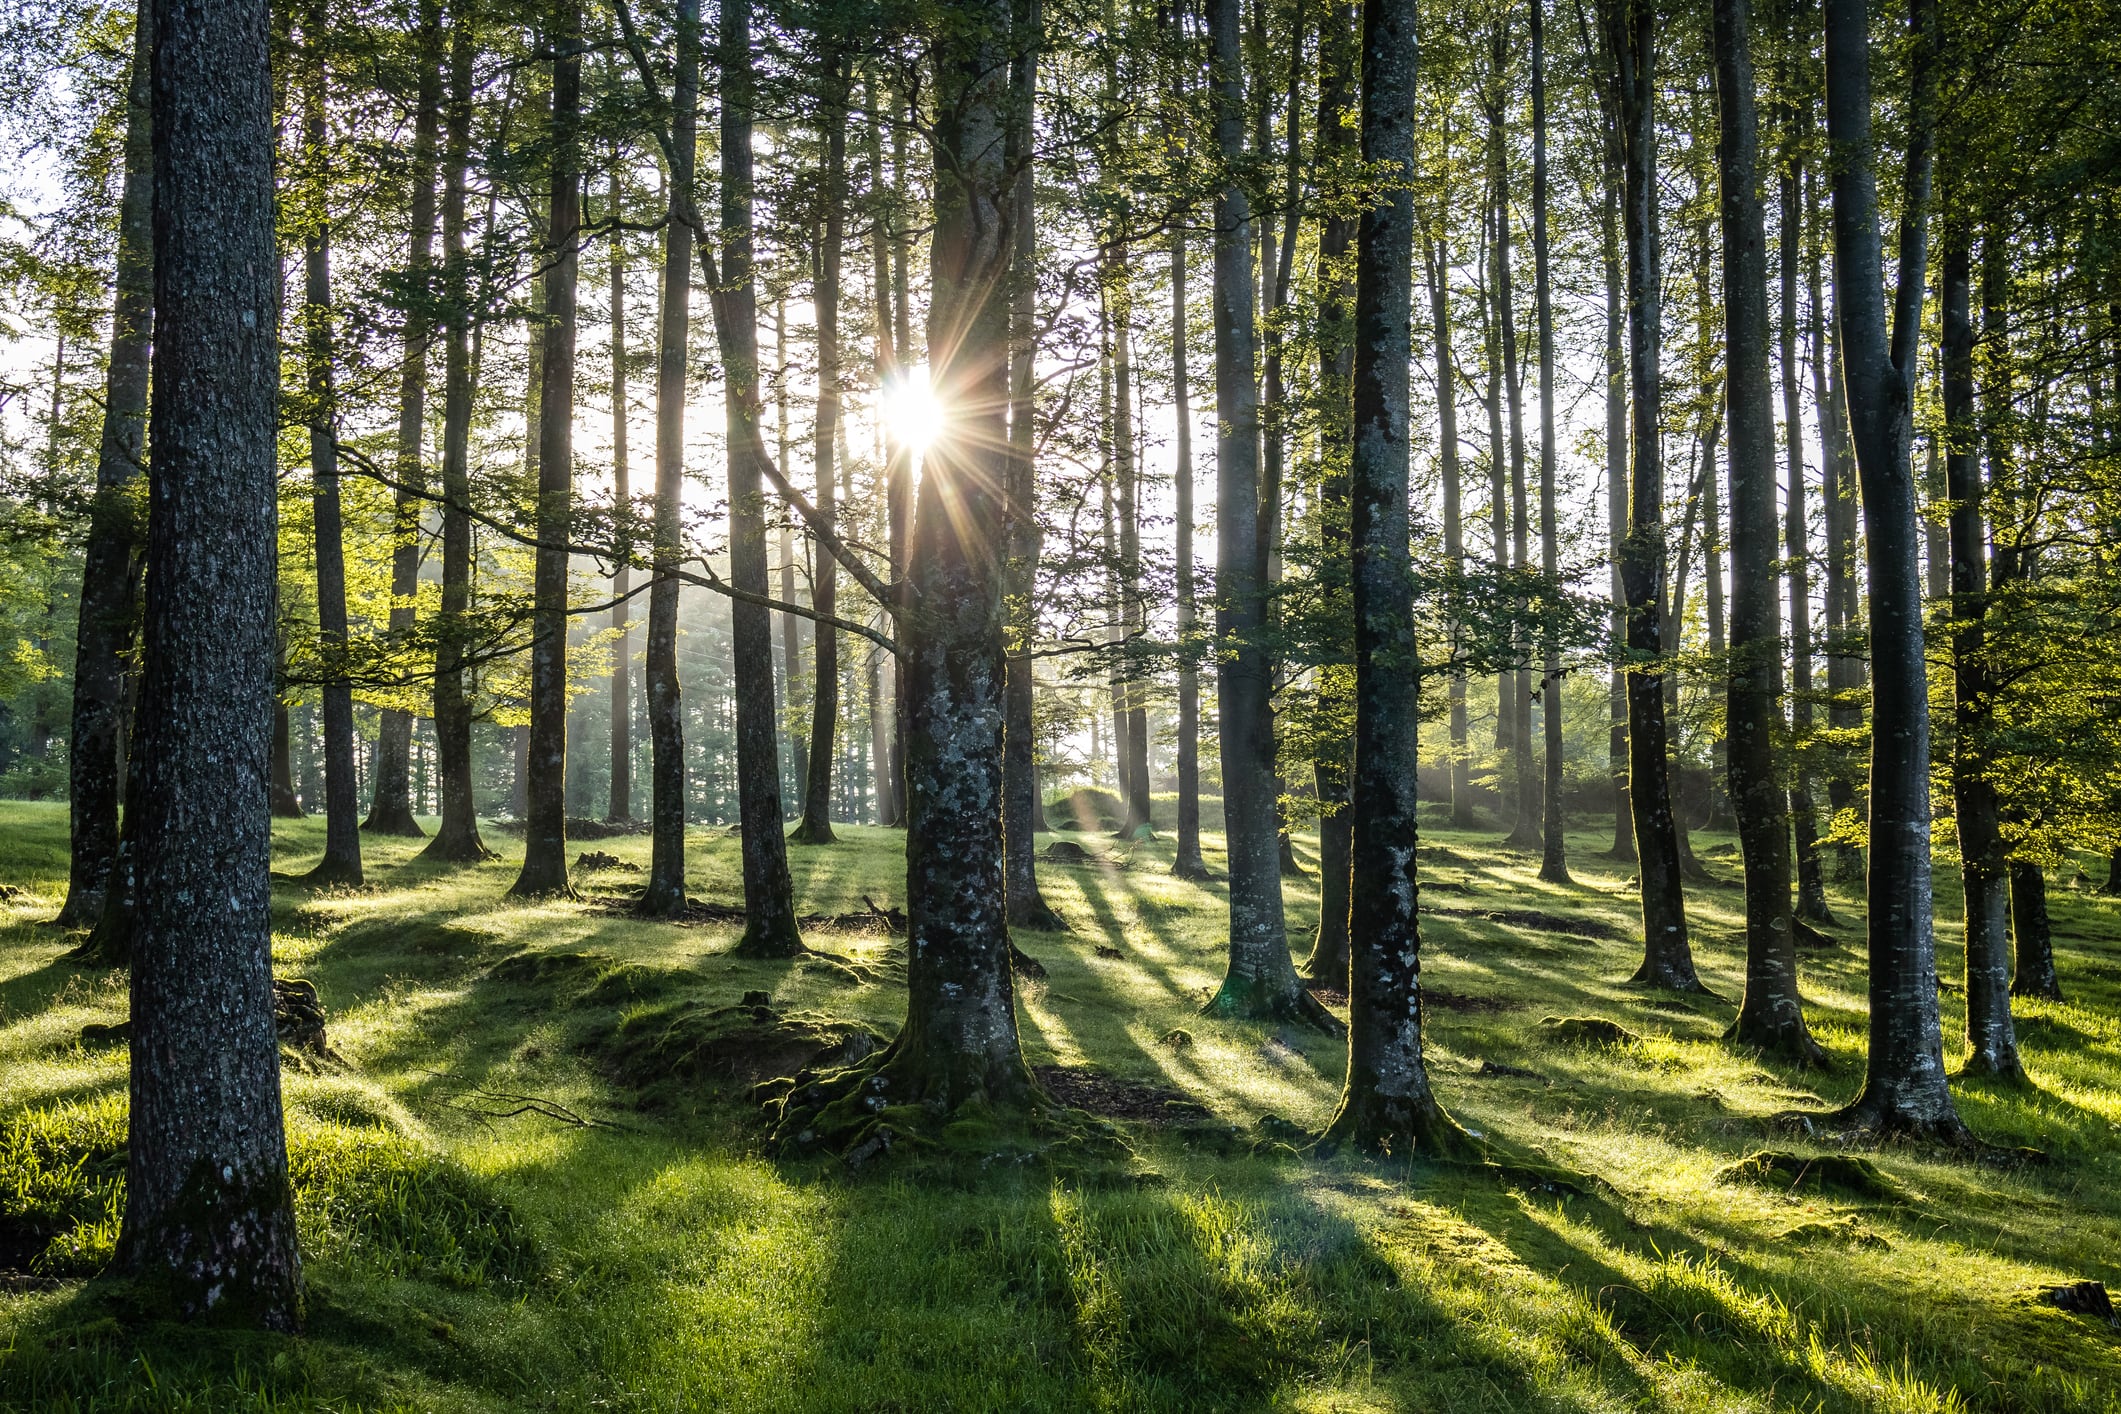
1 799 2118 1411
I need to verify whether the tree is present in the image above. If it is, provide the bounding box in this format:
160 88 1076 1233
1324 0 1466 1156
120 0 302 1323
1169 223 1212 883
1714 0 1820 1060
607 154 634 825
1818 0 1966 1140
1529 0 1569 886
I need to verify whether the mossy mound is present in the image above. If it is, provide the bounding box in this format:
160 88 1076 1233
1540 1016 1641 1048
583 998 885 1105
1782 1217 1892 1249
1047 788 1124 833
1715 1149 1899 1200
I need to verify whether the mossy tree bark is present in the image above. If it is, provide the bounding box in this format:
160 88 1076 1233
719 0 805 953
58 0 152 927
300 0 363 889
511 0 579 900
1203 0 1336 1032
1714 0 1822 1062
1819 0 1968 1140
1941 233 2021 1078
420 8 492 867
1599 0 1703 992
1325 0 1471 1158
366 0 441 841
120 0 303 1322
639 0 699 918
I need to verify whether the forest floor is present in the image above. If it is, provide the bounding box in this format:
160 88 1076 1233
3 799 2120 1412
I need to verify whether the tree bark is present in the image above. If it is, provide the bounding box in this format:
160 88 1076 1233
1941 232 2021 1076
1819 0 1965 1139
639 0 699 917
1203 0 1334 1032
1170 223 1212 880
301 2 363 888
510 0 580 899
1325 0 1466 1155
1781 146 1833 921
607 157 633 823
1530 0 1569 885
271 675 304 817
1601 0 1702 991
1599 133 1634 863
120 0 303 1321
1715 0 1820 1060
1428 235 1474 832
420 6 492 865
58 0 152 926
718 0 804 952
791 52 848 847
366 0 442 840
2010 861 2060 998
1490 31 1540 853
867 76 903 830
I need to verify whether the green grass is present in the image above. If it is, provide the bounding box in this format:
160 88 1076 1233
3 799 2119 1411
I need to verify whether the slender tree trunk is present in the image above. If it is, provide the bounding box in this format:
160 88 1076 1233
715 0 804 951
511 0 580 899
1171 223 1211 880
1003 4 1063 929
2010 861 2060 998
1601 0 1700 990
1715 0 1819 1060
421 8 491 865
868 75 903 831
1429 236 1475 832
1491 38 1540 852
1815 198 1865 884
1531 0 1569 884
792 58 848 846
271 672 304 817
1112 253 1151 837
1598 139 1634 863
120 0 302 1321
1203 0 1334 1031
1941 232 2020 1076
1781 145 1832 921
639 0 697 917
1820 0 1965 1139
607 158 633 823
884 103 913 830
366 0 441 839
1326 0 1464 1154
301 6 362 887
58 1 152 926
773 302 808 808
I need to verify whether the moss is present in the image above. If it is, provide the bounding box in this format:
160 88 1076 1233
1714 1149 1899 1200
1539 1015 1642 1048
582 998 885 1104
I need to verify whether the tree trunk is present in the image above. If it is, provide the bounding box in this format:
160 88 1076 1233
717 0 804 952
58 0 152 926
120 0 302 1321
607 158 633 823
420 8 492 865
1814 208 1865 885
301 4 362 888
1820 0 1965 1139
511 0 580 899
2010 861 2060 999
1112 256 1151 837
639 0 695 916
1325 0 1464 1154
1941 232 2020 1076
1203 0 1334 1031
1714 0 1819 1060
791 57 848 847
1601 138 1634 863
1781 144 1832 921
1429 236 1475 832
1003 6 1063 929
1170 223 1211 880
271 674 304 817
868 76 903 831
1490 35 1540 853
1602 0 1702 991
366 0 441 840
1530 0 1569 885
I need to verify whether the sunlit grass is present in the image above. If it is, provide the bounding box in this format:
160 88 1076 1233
3 799 2120 1410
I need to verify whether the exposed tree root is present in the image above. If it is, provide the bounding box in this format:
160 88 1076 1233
1626 961 1722 999
786 819 839 846
1201 977 1348 1037
1169 857 1217 882
1724 1016 1831 1068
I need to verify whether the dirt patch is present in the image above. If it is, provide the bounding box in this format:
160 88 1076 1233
1475 1059 1549 1082
1044 840 1106 865
1032 1065 1209 1126
1425 987 1517 1014
1307 985 1349 1007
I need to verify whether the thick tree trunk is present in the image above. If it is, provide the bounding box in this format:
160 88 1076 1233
58 2 152 927
1602 0 1702 991
718 0 804 952
1170 225 1211 880
421 10 491 865
511 0 580 899
1429 239 1475 832
1003 8 1063 930
607 160 633 823
301 8 363 888
791 56 848 847
2010 861 2060 999
1714 0 1819 1060
1325 0 1465 1155
1530 0 1569 885
366 0 441 840
640 0 698 915
1203 0 1334 1032
1941 233 2021 1076
120 0 303 1322
1820 0 1965 1139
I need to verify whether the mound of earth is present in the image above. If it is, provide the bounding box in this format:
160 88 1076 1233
1715 1149 1898 1200
1032 1064 1210 1125
584 998 885 1102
